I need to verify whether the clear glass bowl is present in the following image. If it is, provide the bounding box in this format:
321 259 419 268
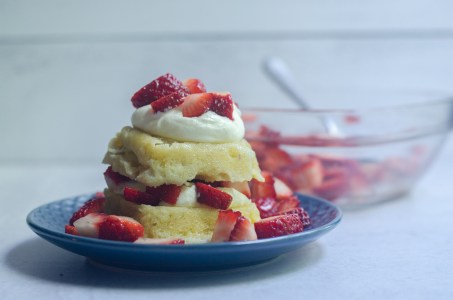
243 98 453 208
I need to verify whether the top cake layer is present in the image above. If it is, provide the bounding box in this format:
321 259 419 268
103 126 263 186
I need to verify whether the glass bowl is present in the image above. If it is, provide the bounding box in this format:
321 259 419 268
243 98 453 208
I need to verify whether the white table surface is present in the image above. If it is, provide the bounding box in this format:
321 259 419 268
1 136 452 300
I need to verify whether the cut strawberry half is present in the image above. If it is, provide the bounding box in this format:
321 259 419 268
210 92 234 120
220 181 251 198
229 216 257 242
73 213 107 238
103 166 131 187
98 215 144 242
254 214 303 239
195 182 233 210
123 186 160 206
65 225 79 235
146 184 182 205
282 207 311 227
250 171 277 200
134 237 185 245
274 176 293 199
259 147 292 173
181 93 214 117
150 89 188 113
312 176 349 201
182 78 207 94
69 194 106 225
211 210 241 242
131 73 188 108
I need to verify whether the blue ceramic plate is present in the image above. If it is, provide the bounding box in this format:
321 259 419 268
27 193 341 271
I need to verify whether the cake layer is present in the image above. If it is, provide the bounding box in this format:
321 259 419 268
102 126 263 187
103 187 261 242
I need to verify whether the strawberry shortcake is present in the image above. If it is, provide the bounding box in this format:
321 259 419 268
65 73 310 244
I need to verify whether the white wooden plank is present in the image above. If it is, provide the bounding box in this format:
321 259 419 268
2 0 453 38
1 39 453 162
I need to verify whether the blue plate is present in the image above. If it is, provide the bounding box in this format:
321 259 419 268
26 193 341 271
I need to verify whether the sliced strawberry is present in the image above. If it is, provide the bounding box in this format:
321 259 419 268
134 237 185 245
220 181 251 198
282 207 311 227
123 186 160 206
250 171 276 200
150 89 188 113
146 184 182 205
182 78 207 94
252 197 279 218
274 176 293 199
181 93 214 117
73 213 107 238
210 92 234 120
65 225 79 235
211 210 241 242
195 182 233 210
254 214 303 239
275 195 300 213
103 166 130 187
131 73 188 108
98 215 144 242
229 216 257 242
290 157 324 191
259 147 292 173
69 194 106 225
312 175 349 201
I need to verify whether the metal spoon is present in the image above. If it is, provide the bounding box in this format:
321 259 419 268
263 57 341 136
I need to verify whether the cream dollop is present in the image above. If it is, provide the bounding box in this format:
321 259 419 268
131 105 245 142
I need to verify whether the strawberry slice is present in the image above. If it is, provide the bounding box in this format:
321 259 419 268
229 216 257 242
195 182 233 210
146 184 182 205
250 171 277 200
69 194 106 225
259 147 292 173
312 176 349 201
134 237 185 245
131 73 188 108
219 181 251 198
210 92 234 120
123 186 160 206
65 225 79 235
182 78 207 94
274 177 293 199
98 215 144 242
73 213 107 237
254 214 303 239
282 207 311 227
289 157 324 191
181 93 214 117
103 166 130 187
211 210 241 242
252 197 279 218
150 89 188 113
275 195 300 213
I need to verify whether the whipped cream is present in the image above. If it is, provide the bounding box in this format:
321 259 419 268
131 105 245 143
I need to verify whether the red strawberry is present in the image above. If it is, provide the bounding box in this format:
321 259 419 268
282 207 311 227
229 216 257 241
182 78 207 94
134 237 185 245
290 157 324 191
254 214 303 239
131 73 188 108
98 215 144 242
181 93 214 117
69 194 106 225
150 89 188 113
259 147 292 173
275 195 300 213
103 166 130 187
313 176 349 201
250 171 277 200
210 92 234 120
123 186 160 206
274 177 293 199
146 184 182 205
253 197 279 218
65 225 79 235
195 182 233 210
72 213 107 237
211 210 241 242
220 181 251 198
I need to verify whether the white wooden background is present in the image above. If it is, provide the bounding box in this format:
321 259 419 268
1 0 453 164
